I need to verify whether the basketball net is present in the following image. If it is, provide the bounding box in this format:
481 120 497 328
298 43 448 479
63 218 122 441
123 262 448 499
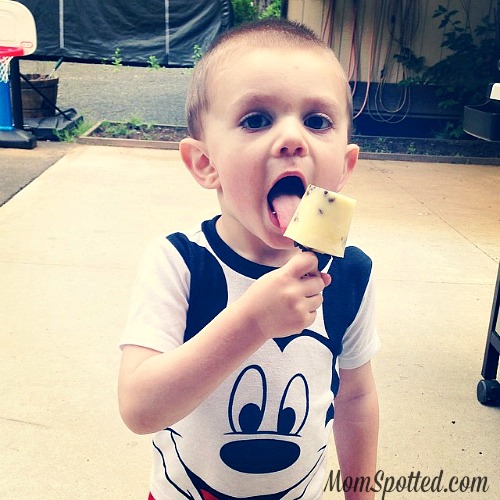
0 55 13 83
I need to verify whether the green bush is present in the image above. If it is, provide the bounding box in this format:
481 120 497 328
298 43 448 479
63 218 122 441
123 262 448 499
231 0 258 26
395 4 498 138
231 0 281 26
259 0 282 20
423 6 497 109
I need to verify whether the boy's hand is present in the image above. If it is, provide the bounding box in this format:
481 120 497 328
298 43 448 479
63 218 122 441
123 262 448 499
238 251 331 340
119 252 332 433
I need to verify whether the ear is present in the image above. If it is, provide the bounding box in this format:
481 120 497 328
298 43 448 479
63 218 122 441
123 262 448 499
337 143 359 191
179 137 220 189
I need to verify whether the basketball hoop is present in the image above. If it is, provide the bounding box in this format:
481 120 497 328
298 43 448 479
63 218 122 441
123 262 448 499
0 0 37 148
0 46 24 83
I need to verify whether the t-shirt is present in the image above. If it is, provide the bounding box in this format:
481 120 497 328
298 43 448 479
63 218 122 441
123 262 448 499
121 216 380 500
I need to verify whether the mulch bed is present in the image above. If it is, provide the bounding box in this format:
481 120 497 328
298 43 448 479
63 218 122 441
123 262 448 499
354 135 500 159
88 122 188 142
85 122 500 162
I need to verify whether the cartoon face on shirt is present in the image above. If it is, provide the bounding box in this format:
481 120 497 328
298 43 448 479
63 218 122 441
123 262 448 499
153 332 336 499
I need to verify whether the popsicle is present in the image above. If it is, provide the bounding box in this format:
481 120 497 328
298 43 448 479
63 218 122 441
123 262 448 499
283 184 356 257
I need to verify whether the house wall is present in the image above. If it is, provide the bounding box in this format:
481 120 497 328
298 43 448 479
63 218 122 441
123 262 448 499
286 0 496 84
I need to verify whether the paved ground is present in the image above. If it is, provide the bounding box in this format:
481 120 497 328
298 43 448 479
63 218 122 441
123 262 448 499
0 60 190 205
2 59 499 203
1 59 499 499
0 143 499 499
20 59 191 126
0 141 73 206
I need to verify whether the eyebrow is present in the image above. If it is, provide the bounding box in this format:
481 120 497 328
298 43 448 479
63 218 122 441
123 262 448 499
302 96 345 116
228 92 345 117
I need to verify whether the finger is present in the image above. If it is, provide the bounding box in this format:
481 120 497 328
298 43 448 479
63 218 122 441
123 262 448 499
307 294 323 313
301 275 327 298
305 309 318 326
321 272 332 287
285 251 319 278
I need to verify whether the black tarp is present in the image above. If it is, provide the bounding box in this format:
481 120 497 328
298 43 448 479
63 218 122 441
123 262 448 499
17 0 233 66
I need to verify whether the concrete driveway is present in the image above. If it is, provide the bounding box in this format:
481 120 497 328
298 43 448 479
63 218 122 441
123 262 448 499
0 144 499 499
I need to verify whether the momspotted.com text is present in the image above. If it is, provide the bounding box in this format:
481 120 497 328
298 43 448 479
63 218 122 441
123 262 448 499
324 469 489 499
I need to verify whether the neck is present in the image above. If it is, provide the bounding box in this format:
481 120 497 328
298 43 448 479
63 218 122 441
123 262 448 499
215 216 298 267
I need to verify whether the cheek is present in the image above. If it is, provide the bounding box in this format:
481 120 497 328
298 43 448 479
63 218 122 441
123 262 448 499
316 164 345 191
316 147 350 188
215 151 261 189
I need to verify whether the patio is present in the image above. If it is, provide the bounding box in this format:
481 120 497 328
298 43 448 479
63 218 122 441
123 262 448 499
0 143 498 498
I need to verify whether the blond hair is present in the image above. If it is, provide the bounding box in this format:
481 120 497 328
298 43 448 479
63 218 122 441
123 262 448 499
185 19 354 141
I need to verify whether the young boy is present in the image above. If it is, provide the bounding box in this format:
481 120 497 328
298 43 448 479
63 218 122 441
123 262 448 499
119 19 380 500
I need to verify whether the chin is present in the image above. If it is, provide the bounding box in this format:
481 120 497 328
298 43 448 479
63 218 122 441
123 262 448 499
263 235 297 260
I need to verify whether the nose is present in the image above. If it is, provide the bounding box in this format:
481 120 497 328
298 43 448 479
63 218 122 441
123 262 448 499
271 117 308 158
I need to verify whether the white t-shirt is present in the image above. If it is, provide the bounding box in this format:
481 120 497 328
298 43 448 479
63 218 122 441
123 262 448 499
121 217 380 500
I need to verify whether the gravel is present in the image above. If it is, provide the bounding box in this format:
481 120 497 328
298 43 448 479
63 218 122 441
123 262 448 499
19 59 191 127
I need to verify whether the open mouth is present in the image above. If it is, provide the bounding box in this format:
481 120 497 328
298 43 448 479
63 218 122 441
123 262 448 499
267 176 306 231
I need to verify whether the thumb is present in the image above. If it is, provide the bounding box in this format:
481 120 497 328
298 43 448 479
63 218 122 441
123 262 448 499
284 251 320 278
321 272 332 287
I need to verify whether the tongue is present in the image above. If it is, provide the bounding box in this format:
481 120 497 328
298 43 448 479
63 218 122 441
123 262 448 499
272 194 301 231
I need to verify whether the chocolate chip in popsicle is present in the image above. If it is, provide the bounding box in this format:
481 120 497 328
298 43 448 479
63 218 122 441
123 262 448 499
283 184 356 257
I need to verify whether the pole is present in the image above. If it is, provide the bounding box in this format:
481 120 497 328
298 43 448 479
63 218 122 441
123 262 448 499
10 58 24 130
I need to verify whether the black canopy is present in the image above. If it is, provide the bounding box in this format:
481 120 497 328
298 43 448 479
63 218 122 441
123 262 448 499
17 0 233 66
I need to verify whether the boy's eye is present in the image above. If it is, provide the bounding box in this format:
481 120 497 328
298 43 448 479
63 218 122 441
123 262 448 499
240 113 271 130
304 114 332 130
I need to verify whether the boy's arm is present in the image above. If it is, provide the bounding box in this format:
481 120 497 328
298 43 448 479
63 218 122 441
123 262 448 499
118 251 330 435
118 304 268 434
333 361 379 500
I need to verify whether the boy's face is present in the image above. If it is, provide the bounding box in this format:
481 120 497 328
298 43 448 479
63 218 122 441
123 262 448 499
187 46 358 264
